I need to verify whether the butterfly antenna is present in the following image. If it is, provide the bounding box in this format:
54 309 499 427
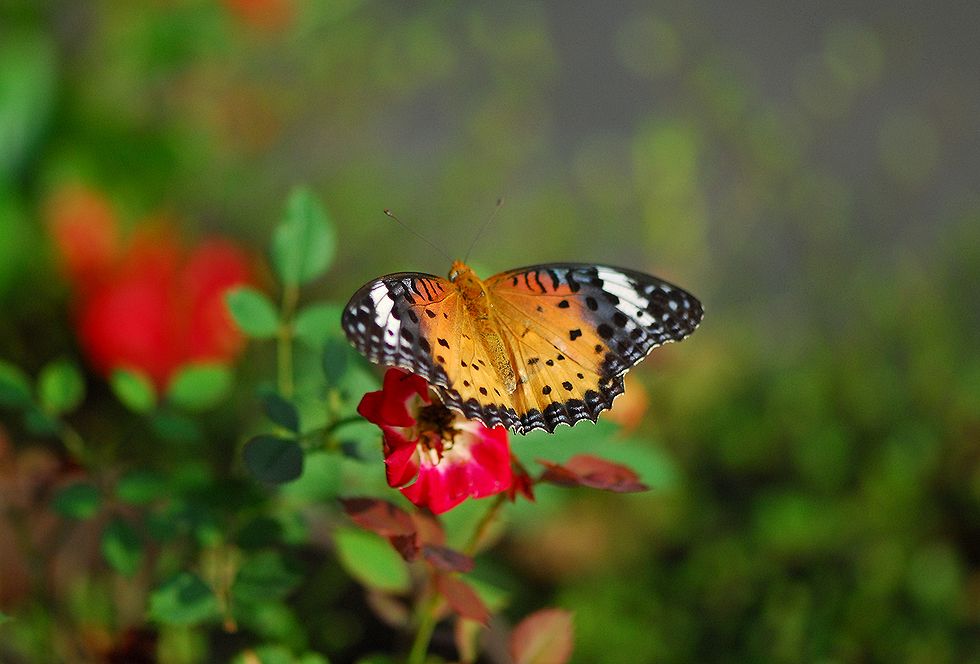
463 197 504 263
383 209 453 262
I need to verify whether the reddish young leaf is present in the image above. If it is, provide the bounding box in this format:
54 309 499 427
510 608 575 664
436 575 490 625
411 510 446 546
422 545 474 573
341 497 416 536
539 455 648 493
389 533 421 562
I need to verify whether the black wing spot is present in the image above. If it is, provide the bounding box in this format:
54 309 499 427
401 329 414 342
536 305 544 313
577 372 584 379
443 312 449 319
569 328 582 341
494 388 501 396
436 355 445 363
585 296 598 311
463 380 470 387
407 310 419 324
557 300 570 309
604 292 620 305
473 364 480 371
597 324 614 339
461 360 468 367
594 344 604 353
546 359 554 366
479 387 488 396
562 381 573 391
425 309 436 318
438 338 450 348
556 354 565 361
612 311 629 327
528 357 539 365
542 385 552 395
419 338 431 352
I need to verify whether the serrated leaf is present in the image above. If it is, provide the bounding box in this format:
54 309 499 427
333 527 411 594
149 572 220 626
226 287 280 338
38 360 85 415
232 551 303 603
293 302 343 349
110 369 156 414
261 390 300 432
243 435 304 484
510 609 575 664
167 363 232 412
101 517 143 576
0 360 32 408
272 188 336 286
52 482 101 519
116 470 167 504
321 338 349 386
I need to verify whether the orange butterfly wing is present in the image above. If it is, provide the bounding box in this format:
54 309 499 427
484 264 702 432
343 264 702 434
342 273 525 430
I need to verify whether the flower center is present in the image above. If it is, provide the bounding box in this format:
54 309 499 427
415 403 459 462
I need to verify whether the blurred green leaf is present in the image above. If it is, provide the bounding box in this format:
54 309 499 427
116 470 167 504
52 482 101 519
293 302 343 349
272 187 336 286
261 390 300 433
333 527 411 594
0 359 32 408
38 360 85 415
151 411 204 444
226 287 281 338
0 31 57 180
0 611 9 625
280 451 341 502
167 363 232 412
243 435 304 484
232 551 303 603
321 338 349 386
110 369 156 414
149 573 220 626
22 406 60 436
101 517 143 576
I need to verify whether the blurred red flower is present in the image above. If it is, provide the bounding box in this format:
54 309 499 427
358 369 515 514
47 186 253 391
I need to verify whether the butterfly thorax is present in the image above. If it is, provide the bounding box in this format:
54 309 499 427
448 260 518 395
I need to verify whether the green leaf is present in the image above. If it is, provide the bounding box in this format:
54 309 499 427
38 360 85 414
167 363 232 412
52 482 101 519
0 359 32 408
333 527 411 594
23 406 60 436
243 435 304 484
149 572 220 626
272 187 336 286
101 517 143 576
151 411 204 444
261 390 300 433
232 551 303 603
110 369 156 414
226 287 281 338
321 338 349 386
116 470 168 504
0 611 10 625
293 302 343 349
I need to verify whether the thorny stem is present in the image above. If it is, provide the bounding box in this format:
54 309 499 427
277 284 300 398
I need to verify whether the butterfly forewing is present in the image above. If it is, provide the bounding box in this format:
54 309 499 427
485 263 703 432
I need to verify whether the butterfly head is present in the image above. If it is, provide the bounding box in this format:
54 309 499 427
449 260 486 302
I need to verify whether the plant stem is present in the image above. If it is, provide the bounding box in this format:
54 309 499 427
277 284 300 398
407 592 441 664
464 493 507 556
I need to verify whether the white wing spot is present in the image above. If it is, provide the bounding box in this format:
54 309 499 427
596 267 649 321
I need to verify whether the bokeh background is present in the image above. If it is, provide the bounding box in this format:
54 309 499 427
2 1 980 662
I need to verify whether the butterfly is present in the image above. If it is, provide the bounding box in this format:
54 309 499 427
343 260 703 434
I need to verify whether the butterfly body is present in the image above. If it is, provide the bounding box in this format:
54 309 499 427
343 260 702 434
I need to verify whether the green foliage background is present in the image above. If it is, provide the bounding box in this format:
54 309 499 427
1 1 979 662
